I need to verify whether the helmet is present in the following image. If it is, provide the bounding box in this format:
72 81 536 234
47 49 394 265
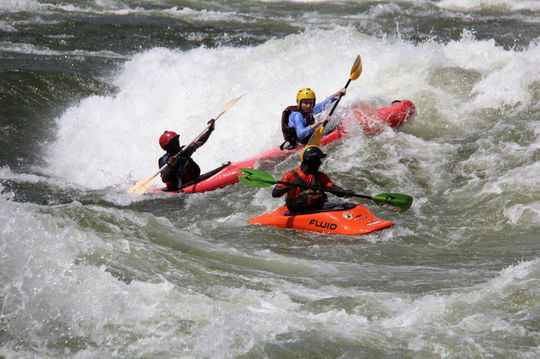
300 145 327 162
296 88 316 105
159 131 179 149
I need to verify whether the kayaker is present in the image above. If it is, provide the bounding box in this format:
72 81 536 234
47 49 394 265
280 87 347 150
272 145 354 213
158 119 215 190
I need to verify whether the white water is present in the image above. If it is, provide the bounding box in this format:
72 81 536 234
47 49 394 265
437 0 540 11
43 28 540 191
4 0 540 14
2 187 539 357
2 5 540 356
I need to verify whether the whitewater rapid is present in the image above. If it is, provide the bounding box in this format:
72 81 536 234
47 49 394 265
43 28 540 191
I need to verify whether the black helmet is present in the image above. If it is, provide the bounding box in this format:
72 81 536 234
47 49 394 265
300 145 327 162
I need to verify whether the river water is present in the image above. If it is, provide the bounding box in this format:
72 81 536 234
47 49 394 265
1 0 539 358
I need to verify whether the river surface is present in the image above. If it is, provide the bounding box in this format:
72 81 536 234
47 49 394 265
1 0 539 358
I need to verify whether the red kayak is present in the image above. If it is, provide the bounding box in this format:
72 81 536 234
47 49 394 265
346 99 415 134
151 99 415 194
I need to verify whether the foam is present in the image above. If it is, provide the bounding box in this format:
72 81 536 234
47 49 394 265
43 27 539 189
437 0 540 11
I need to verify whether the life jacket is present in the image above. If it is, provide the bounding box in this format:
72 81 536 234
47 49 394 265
159 146 201 189
280 106 314 149
180 158 201 184
285 169 327 213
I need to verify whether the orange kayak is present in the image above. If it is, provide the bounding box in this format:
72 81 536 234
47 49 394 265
248 203 393 235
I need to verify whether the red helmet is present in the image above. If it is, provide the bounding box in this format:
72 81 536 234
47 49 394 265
159 131 179 149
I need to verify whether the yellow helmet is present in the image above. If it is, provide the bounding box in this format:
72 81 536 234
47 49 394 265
300 145 327 162
296 88 316 105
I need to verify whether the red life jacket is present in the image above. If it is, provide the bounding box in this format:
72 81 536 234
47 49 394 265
280 106 314 149
285 169 328 212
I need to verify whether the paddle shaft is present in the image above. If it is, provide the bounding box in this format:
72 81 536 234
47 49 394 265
328 78 352 117
149 123 213 184
154 94 245 175
128 94 245 194
238 167 412 212
275 178 371 200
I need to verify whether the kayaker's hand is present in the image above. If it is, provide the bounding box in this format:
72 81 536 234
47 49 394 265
322 115 330 126
306 193 326 208
272 185 292 198
207 118 216 131
313 119 326 129
334 188 354 197
333 88 346 98
167 157 178 166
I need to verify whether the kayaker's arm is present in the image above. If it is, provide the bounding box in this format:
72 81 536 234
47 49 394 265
289 112 314 140
329 184 354 198
159 156 176 183
312 89 346 114
272 184 291 198
192 119 216 149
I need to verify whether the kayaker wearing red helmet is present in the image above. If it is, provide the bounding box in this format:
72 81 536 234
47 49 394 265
280 87 346 149
158 119 215 190
272 145 354 213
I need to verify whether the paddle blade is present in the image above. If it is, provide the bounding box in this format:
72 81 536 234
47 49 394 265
215 93 246 120
350 55 362 80
372 193 413 212
127 176 156 195
307 126 324 146
238 168 277 188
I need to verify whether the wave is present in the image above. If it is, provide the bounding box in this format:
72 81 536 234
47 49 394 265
41 27 540 192
0 41 127 59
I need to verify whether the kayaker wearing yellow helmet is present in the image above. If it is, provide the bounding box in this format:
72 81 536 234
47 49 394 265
280 87 346 150
272 145 354 213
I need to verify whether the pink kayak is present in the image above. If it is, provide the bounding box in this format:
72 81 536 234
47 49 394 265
151 99 415 194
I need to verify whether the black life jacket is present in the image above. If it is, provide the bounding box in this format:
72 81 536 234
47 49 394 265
159 145 201 189
176 145 201 184
180 158 201 184
280 106 314 149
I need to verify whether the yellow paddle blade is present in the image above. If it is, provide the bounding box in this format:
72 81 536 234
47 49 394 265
350 55 362 80
307 126 324 146
127 176 156 195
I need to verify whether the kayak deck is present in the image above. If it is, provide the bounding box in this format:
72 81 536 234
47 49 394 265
248 203 394 235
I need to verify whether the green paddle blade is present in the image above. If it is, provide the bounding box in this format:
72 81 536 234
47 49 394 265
372 193 413 212
238 168 277 188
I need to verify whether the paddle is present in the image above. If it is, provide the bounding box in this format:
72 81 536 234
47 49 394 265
128 94 245 194
238 168 413 213
307 55 363 147
329 55 362 117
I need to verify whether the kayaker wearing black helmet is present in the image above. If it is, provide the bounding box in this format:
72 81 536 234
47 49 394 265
280 87 347 149
158 119 215 190
272 145 354 213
